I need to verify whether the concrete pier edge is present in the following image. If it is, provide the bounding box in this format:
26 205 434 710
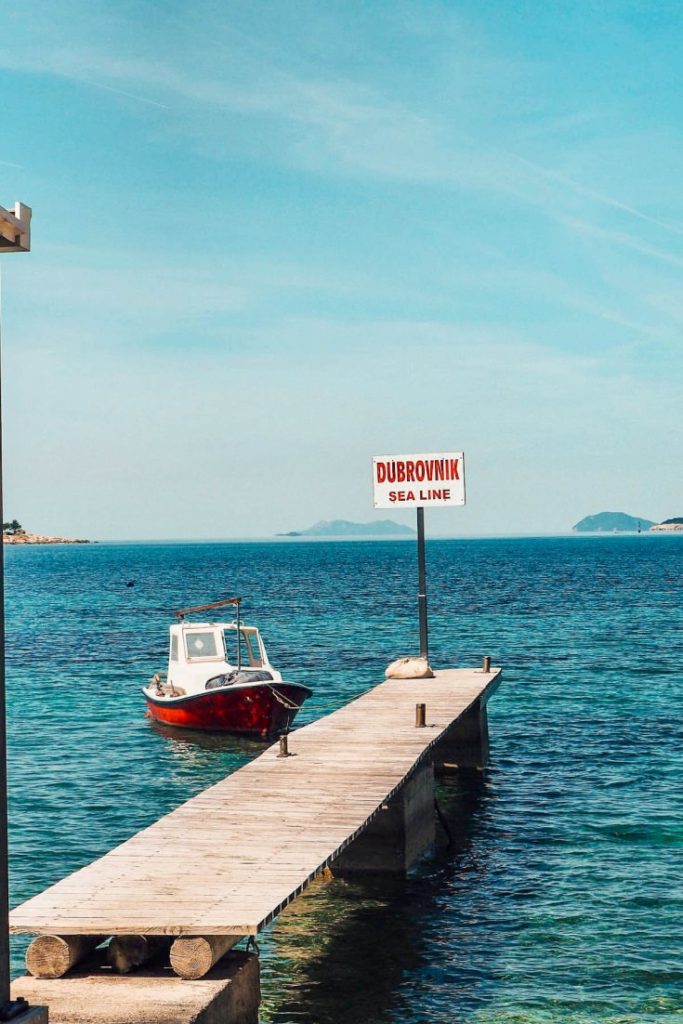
11 949 259 1024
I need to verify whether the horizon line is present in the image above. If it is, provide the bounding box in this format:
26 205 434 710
8 531 678 546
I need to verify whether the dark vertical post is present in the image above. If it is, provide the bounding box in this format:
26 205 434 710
0 207 36 1020
278 734 290 758
236 599 241 670
416 507 428 660
0 269 10 1005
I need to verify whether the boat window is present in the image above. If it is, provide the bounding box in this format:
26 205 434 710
245 633 263 667
170 635 178 661
185 631 219 660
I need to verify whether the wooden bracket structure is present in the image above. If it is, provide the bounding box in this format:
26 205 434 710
0 203 31 253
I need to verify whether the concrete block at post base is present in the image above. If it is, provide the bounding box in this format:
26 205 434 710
7 1008 48 1024
11 950 259 1024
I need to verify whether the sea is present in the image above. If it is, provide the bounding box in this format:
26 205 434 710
5 536 683 1023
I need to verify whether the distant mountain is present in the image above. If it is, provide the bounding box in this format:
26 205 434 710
573 512 655 533
278 519 415 538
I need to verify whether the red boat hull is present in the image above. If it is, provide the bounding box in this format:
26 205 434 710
145 682 312 737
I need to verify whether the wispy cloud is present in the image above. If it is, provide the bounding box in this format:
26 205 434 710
2 11 681 252
10 41 679 265
2 2 682 362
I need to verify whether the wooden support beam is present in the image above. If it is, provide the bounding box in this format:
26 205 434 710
169 935 241 979
107 934 171 974
26 935 105 978
0 201 31 252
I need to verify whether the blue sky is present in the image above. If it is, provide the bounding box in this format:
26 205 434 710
1 0 681 538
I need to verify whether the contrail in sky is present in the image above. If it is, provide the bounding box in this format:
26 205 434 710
74 76 170 110
517 155 683 237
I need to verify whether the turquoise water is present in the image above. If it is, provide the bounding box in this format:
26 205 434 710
5 537 683 1022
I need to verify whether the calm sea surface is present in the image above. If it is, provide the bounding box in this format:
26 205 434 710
5 537 683 1022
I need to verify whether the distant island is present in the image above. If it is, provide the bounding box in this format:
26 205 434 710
277 519 415 538
573 512 683 534
2 520 91 545
650 518 683 533
573 512 655 533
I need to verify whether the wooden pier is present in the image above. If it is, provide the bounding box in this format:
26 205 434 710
11 665 501 1023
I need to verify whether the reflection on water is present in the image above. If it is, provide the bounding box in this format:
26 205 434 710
147 717 269 761
260 773 490 1024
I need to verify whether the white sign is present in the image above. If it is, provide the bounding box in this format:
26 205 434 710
372 451 465 509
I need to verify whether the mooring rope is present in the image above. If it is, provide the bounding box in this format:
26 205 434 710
266 685 302 710
298 688 370 714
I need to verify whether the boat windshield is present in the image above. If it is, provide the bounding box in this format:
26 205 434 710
224 629 263 668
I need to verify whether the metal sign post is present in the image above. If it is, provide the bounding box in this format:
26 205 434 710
416 507 428 659
0 203 39 1023
372 451 465 661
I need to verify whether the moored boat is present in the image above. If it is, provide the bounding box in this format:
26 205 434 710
143 597 312 737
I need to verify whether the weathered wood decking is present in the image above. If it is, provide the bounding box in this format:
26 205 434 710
10 667 500 941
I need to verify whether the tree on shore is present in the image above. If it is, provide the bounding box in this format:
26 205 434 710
2 520 24 535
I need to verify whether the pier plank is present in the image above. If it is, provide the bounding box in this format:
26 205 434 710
11 668 500 939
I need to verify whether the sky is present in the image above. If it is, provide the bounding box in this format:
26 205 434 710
0 0 681 539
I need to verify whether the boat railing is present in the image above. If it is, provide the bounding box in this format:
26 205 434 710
176 597 241 620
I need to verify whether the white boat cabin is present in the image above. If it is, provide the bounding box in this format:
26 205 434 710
166 621 281 693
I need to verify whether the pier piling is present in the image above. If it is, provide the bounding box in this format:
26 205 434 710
433 698 490 772
332 761 436 874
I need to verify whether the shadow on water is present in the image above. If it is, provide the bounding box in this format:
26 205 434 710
259 770 498 1024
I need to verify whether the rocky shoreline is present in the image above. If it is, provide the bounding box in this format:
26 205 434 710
3 532 92 545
